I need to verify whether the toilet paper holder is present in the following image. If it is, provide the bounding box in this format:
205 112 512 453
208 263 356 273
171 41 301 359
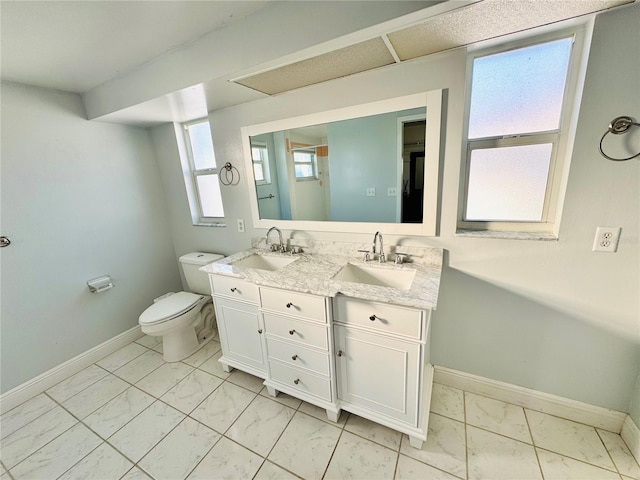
87 275 114 293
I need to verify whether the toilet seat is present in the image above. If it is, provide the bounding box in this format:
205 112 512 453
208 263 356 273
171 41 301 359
139 292 204 326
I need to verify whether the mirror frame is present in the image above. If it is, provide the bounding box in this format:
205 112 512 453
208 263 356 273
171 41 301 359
241 90 443 235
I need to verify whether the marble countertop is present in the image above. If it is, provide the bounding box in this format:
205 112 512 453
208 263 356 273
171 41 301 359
200 240 443 310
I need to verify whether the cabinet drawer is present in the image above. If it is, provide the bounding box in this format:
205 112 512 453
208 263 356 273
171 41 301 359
269 361 331 401
266 337 330 376
210 275 259 304
261 287 327 323
263 313 328 350
334 296 423 340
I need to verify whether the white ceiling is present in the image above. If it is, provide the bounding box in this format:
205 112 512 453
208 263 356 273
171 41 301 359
0 0 270 93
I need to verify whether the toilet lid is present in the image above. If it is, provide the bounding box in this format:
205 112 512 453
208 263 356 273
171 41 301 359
139 292 204 325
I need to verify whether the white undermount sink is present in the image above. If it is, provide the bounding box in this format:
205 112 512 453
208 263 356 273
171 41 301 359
230 254 298 271
333 263 416 290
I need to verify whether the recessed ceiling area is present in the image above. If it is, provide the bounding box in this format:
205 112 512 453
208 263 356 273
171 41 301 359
232 0 631 96
235 37 396 96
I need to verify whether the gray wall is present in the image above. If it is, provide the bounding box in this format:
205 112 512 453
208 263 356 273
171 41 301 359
629 370 640 427
328 110 412 222
0 82 182 393
153 6 639 413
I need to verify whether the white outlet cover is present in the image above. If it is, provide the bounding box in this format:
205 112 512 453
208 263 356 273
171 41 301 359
237 219 245 233
592 226 621 253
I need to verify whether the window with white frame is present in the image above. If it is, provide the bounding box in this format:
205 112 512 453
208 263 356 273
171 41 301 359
459 29 586 235
251 142 271 185
293 148 317 180
183 119 225 222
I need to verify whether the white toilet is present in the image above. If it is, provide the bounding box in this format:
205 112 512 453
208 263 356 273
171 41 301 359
138 252 223 362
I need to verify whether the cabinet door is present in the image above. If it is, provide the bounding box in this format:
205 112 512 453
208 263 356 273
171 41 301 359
215 297 266 374
334 325 420 426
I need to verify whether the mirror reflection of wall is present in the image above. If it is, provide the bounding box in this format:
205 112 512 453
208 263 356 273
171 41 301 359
250 106 426 224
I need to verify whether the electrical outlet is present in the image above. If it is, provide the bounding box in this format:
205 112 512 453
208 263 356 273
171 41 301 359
237 219 245 233
387 187 397 197
366 187 376 197
592 226 621 252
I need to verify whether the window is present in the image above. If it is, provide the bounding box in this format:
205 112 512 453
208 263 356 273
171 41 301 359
182 119 225 222
459 30 586 236
251 142 271 185
293 148 317 180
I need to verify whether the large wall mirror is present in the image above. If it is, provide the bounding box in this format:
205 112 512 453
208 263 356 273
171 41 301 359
241 90 443 235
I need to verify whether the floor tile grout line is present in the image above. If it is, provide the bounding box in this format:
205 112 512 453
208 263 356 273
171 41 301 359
437 381 624 435
48 439 107 480
596 426 627 477
321 426 346 480
534 444 633 476
463 390 469 480
96 343 151 374
2 415 82 474
0 396 59 442
523 401 546 480
524 408 625 476
43 363 111 405
147 415 224 480
133 411 228 478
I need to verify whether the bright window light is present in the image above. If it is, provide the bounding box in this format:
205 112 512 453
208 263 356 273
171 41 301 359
183 119 225 222
459 30 584 234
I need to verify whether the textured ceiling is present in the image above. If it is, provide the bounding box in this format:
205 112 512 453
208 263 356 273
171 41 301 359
233 0 632 96
235 37 396 95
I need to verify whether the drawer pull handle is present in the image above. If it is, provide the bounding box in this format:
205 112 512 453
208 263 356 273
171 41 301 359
230 288 237 293
293 379 300 385
257 329 263 334
289 329 296 335
337 350 343 357
291 354 298 360
286 302 293 308
369 315 377 321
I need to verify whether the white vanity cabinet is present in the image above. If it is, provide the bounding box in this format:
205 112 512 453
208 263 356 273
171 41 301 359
260 287 340 421
210 276 267 377
333 296 433 448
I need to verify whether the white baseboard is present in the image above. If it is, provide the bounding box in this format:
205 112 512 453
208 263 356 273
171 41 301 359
434 365 626 433
0 326 143 414
621 415 640 464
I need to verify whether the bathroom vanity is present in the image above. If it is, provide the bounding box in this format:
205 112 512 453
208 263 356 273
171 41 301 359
202 240 442 448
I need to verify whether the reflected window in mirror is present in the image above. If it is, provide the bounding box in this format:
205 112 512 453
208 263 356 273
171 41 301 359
251 142 271 185
293 148 318 180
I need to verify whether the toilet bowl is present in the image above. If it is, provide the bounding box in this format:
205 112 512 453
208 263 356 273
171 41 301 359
138 252 223 362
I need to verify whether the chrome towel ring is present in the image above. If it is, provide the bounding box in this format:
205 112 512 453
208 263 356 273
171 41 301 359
599 116 640 161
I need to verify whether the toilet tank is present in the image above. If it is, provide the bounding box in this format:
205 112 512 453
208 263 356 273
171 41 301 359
179 252 224 294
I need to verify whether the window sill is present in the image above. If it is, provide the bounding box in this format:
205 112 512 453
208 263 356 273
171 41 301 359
193 222 227 228
455 229 558 241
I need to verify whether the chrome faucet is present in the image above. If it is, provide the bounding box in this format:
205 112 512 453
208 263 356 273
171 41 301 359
266 227 286 253
372 231 385 263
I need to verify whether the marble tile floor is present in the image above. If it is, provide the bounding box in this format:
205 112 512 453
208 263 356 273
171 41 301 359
1 336 639 480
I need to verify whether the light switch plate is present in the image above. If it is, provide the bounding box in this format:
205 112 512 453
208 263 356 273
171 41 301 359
387 187 397 197
366 187 376 197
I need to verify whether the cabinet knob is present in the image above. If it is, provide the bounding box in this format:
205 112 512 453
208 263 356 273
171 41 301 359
337 350 343 357
293 379 300 385
291 354 298 361
369 315 377 321
286 302 293 308
257 329 263 334
289 329 296 335
230 287 237 293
